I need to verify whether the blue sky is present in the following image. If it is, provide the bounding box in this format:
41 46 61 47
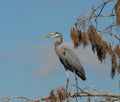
0 0 119 101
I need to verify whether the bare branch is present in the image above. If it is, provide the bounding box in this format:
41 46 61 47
70 92 120 98
98 30 120 41
39 92 120 102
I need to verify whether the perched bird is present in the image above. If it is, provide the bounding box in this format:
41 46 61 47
42 32 86 92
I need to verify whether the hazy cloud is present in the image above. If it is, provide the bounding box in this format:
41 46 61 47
0 43 110 78
39 42 110 78
37 44 60 77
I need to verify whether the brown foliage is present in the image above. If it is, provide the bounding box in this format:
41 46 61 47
108 44 119 78
48 90 57 101
87 25 103 53
88 24 97 48
96 41 108 62
87 24 108 62
82 31 88 48
111 53 118 69
70 23 120 78
114 44 120 58
71 25 82 48
46 87 68 102
57 87 67 101
114 44 120 74
108 45 114 56
118 62 120 74
110 53 118 79
95 34 102 46
115 0 120 25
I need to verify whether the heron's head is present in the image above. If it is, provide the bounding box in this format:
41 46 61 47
42 32 62 39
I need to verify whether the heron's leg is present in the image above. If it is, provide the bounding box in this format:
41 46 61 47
74 70 79 92
66 69 69 92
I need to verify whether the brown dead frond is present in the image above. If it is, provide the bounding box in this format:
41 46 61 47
48 90 57 101
118 62 120 74
96 41 108 62
88 24 97 46
108 44 114 56
110 53 118 79
115 0 120 25
57 86 68 101
114 44 120 74
111 53 118 69
95 34 102 46
87 25 109 61
82 31 88 48
110 66 116 79
114 44 120 58
88 24 99 52
108 45 119 78
71 25 82 48
46 86 68 102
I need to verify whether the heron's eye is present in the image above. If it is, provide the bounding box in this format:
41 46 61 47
55 34 59 37
53 32 61 37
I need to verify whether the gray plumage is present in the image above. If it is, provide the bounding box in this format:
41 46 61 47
42 32 86 81
56 46 86 80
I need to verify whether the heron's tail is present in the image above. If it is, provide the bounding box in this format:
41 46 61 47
76 71 86 81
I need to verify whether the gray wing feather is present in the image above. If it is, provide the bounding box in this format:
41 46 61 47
60 46 86 80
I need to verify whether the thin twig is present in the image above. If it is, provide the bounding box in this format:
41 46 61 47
98 30 120 41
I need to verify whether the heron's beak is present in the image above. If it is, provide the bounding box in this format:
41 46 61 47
41 34 54 38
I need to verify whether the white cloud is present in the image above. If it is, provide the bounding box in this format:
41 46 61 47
0 43 110 78
38 42 110 78
37 44 60 77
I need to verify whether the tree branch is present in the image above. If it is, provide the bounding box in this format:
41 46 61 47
70 92 120 98
40 92 120 101
98 30 120 41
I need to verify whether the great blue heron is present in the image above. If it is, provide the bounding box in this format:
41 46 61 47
42 32 86 91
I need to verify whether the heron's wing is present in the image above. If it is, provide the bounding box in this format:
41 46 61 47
61 46 86 80
58 50 71 71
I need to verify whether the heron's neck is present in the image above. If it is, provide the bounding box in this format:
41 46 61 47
54 36 62 48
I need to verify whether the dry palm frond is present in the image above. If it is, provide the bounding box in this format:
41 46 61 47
118 62 120 74
108 45 118 78
115 0 120 25
96 41 108 62
71 25 81 48
57 87 67 101
47 87 68 102
95 34 102 46
88 24 98 52
111 53 118 69
114 44 120 58
49 90 57 101
87 24 103 53
108 44 114 56
88 24 97 46
114 44 120 74
82 31 88 48
110 53 118 79
110 66 116 79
